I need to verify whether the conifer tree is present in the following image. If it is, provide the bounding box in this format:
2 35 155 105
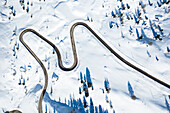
50 86 53 94
90 98 94 113
86 67 92 87
95 106 98 113
80 72 83 83
128 81 136 100
167 47 170 52
99 105 103 113
83 96 87 108
104 78 111 93
23 78 25 85
79 87 82 94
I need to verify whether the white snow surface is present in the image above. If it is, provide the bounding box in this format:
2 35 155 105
0 0 170 113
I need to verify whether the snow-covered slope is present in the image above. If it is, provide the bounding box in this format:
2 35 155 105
0 0 170 113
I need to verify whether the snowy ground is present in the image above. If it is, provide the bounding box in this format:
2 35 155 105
0 0 170 113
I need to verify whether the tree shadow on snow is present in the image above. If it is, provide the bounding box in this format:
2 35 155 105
44 92 83 113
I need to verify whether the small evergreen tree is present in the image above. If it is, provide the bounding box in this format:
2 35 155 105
99 105 103 113
16 43 19 50
22 78 25 85
90 98 94 113
151 26 160 39
145 15 148 20
18 78 21 85
121 2 125 10
109 21 114 28
121 31 124 38
157 1 161 7
167 47 170 52
128 81 136 100
95 106 98 113
133 14 139 24
52 48 55 54
83 96 87 108
105 95 109 103
111 11 116 18
50 86 53 94
104 78 111 93
80 72 83 83
84 74 86 82
136 28 140 40
126 13 130 20
79 87 82 94
86 67 92 87
156 56 159 61
148 0 153 6
116 23 119 28
147 50 151 57
126 3 130 9
110 100 113 108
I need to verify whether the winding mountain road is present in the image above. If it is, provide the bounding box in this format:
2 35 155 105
19 22 170 113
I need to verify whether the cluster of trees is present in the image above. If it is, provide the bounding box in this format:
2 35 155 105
108 0 168 43
104 78 111 93
50 94 115 113
87 16 93 22
18 78 25 85
79 67 93 97
8 6 16 20
19 0 32 13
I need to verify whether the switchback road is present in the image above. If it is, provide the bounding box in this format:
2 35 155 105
19 22 170 113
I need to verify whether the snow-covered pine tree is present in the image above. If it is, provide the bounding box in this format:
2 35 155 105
83 82 89 97
50 86 53 94
128 81 136 100
90 98 94 113
148 0 153 6
83 96 87 108
105 95 109 103
19 78 21 85
26 6 29 13
167 47 170 52
99 105 103 113
104 78 111 93
109 21 114 28
80 72 83 83
86 67 92 88
156 56 159 61
136 28 140 40
126 3 130 9
22 78 25 85
111 11 116 18
110 100 113 108
79 87 82 94
151 26 160 39
16 43 19 50
84 74 86 82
